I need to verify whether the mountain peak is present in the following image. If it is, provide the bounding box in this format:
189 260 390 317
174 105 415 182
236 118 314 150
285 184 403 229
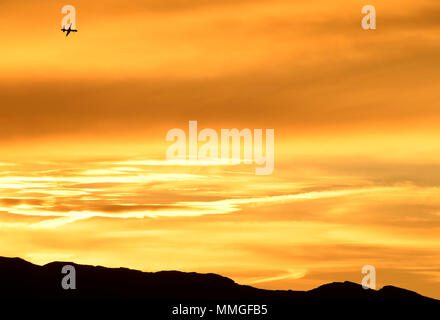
0 256 437 317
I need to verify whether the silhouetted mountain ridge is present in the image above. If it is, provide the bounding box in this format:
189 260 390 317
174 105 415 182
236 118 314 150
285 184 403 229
0 256 438 318
0 256 437 302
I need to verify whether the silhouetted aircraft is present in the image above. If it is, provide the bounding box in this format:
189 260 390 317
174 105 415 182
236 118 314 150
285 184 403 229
61 23 77 37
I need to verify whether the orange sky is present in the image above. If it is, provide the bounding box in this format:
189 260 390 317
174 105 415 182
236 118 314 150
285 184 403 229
0 0 439 299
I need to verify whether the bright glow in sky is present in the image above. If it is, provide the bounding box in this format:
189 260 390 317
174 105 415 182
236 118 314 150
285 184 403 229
0 0 439 299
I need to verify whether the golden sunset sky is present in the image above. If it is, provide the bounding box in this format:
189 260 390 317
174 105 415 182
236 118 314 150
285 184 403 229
0 0 439 299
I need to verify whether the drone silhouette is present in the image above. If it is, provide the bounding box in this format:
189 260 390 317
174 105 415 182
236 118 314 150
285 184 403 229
61 23 77 37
